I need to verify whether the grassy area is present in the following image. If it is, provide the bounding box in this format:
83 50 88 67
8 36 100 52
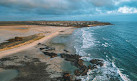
0 34 45 51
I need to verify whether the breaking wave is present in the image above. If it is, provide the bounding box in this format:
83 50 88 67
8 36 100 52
73 27 131 81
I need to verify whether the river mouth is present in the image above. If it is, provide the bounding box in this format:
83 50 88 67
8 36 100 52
0 69 18 81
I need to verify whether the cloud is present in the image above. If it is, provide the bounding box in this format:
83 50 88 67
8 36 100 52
0 0 71 10
118 6 137 13
107 6 137 14
89 0 113 7
0 0 137 21
0 0 92 15
113 0 131 5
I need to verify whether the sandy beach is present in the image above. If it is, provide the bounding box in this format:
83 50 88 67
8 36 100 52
0 25 76 81
0 21 110 81
0 25 74 58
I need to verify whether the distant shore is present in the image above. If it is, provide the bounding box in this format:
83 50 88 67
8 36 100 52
0 21 112 27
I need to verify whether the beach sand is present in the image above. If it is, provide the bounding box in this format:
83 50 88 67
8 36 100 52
0 25 74 58
0 25 75 81
0 21 112 81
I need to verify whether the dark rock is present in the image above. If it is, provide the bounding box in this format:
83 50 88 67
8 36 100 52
74 70 81 76
60 53 66 58
40 45 55 51
65 58 76 62
75 79 81 81
60 53 89 76
38 43 42 45
43 52 57 58
74 59 84 69
32 58 40 62
74 65 88 76
63 73 72 81
80 65 87 71
77 59 84 66
64 49 69 53
24 56 28 58
39 48 45 50
0 57 12 61
90 59 104 66
60 54 81 60
37 43 45 46
14 37 23 41
81 68 88 76
88 65 92 69
60 31 64 32
91 65 97 70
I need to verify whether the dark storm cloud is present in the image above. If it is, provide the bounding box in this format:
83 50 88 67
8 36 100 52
0 0 137 21
0 0 115 15
89 0 113 7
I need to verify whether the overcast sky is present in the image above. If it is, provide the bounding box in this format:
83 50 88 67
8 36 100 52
0 0 137 21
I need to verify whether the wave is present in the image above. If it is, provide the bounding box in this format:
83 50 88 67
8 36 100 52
73 27 132 81
102 42 111 47
76 56 126 81
81 29 95 49
77 56 131 81
112 62 131 81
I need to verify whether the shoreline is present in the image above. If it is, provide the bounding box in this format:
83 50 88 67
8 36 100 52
0 22 112 81
0 26 77 81
0 32 59 58
0 26 75 58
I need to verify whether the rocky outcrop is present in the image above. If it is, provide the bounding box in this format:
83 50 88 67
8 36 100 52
0 56 51 81
63 73 72 81
37 43 105 80
90 59 104 66
43 52 57 58
38 43 55 51
60 54 89 76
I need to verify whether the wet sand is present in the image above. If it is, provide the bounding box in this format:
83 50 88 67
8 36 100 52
0 25 75 81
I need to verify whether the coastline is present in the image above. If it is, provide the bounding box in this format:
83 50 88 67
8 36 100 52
0 26 76 81
0 21 112 81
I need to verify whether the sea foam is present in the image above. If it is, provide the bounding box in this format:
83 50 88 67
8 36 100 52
73 27 131 81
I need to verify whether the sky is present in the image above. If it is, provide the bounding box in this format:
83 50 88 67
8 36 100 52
0 0 137 21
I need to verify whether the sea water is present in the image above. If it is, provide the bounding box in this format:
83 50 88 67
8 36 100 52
52 21 137 81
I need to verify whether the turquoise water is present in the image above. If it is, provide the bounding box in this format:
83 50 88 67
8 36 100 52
71 21 137 81
0 70 18 81
52 21 137 81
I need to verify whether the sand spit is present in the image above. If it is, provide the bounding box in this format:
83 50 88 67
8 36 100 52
0 26 76 81
0 25 74 58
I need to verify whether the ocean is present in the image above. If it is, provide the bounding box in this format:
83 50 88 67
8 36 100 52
52 21 137 81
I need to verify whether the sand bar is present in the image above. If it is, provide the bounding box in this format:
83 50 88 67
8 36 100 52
0 25 74 58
